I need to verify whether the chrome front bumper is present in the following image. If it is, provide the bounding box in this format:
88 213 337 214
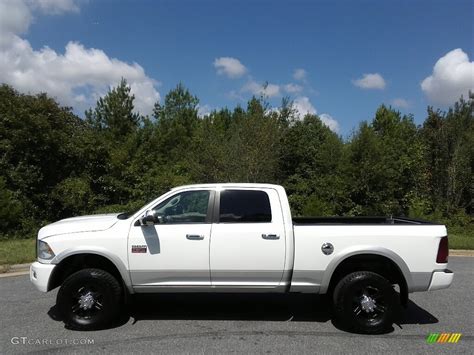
30 262 55 292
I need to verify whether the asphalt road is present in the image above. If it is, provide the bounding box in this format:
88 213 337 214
1 257 472 354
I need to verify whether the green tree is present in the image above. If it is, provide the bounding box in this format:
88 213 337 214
0 177 22 234
153 83 200 159
84 79 144 206
1 79 472 242
192 97 281 183
85 78 140 138
346 105 424 215
0 84 89 223
421 96 473 215
279 114 345 215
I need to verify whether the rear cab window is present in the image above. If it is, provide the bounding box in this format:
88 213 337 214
219 190 272 223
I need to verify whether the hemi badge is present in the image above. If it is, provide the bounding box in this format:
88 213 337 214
131 245 147 253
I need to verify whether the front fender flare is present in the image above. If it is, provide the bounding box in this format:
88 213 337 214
51 247 133 293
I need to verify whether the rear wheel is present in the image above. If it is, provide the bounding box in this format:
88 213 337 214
57 268 122 330
332 271 398 334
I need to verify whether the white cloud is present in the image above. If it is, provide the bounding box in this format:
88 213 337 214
30 0 80 14
263 84 281 97
197 104 212 118
0 0 32 34
421 48 474 105
283 83 303 94
293 96 339 132
352 73 386 90
293 68 307 81
0 0 160 115
128 80 160 115
293 96 316 116
242 80 280 98
319 113 340 133
241 81 303 98
213 57 247 78
391 98 410 109
226 90 244 101
0 0 80 34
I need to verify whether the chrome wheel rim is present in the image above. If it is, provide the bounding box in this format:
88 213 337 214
72 286 103 318
352 285 386 322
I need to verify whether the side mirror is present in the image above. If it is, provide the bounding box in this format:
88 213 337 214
138 210 165 226
142 214 156 226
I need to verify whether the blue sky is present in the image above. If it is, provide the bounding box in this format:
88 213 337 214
1 0 473 135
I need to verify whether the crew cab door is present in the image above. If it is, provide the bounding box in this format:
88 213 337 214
210 188 286 288
128 189 214 288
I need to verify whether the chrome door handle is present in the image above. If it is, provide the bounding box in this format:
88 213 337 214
262 234 280 240
186 234 204 240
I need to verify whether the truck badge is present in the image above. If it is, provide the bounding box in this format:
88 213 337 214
131 245 147 253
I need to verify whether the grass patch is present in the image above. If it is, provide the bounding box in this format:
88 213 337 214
449 231 474 250
0 238 36 267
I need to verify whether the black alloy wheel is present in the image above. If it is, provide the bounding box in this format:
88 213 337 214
333 271 398 334
57 268 122 330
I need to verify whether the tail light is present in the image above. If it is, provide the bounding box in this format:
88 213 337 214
436 236 449 263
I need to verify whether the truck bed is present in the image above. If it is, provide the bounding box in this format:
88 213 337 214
292 216 439 225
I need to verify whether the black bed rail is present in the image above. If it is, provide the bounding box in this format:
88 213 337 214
292 216 440 225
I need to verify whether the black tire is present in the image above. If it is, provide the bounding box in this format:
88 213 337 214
332 271 398 334
57 268 122 330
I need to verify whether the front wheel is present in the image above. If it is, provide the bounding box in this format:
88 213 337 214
332 271 398 334
57 268 122 330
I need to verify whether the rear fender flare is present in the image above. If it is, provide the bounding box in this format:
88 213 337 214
319 246 412 294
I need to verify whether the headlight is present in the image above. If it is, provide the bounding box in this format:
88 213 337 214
37 240 55 260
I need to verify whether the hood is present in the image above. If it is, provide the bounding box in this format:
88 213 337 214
38 213 121 239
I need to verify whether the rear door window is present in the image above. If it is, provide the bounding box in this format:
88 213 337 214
219 190 271 223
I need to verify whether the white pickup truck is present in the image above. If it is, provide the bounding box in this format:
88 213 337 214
30 183 453 333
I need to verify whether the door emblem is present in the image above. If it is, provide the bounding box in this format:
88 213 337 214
132 245 147 253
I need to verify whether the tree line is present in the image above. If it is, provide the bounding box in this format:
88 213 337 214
0 80 472 239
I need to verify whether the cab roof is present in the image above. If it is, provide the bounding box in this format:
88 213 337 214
171 183 283 191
